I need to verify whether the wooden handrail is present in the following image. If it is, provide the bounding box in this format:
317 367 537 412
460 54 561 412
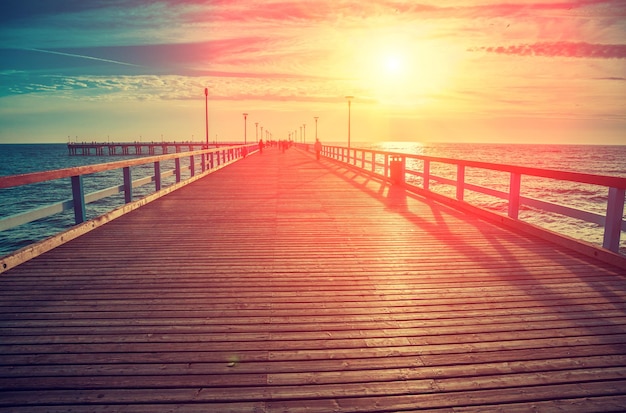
322 145 626 189
310 144 625 254
0 146 243 189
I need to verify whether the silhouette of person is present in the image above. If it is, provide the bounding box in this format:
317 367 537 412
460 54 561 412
314 138 322 160
259 139 264 154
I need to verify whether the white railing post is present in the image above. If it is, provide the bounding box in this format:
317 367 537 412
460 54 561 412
456 164 465 201
508 173 521 219
603 187 625 252
423 160 430 191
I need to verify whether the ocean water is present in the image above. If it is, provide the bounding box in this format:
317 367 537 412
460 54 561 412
0 143 181 256
1 142 625 257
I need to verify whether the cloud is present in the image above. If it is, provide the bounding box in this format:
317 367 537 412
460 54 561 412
470 41 626 58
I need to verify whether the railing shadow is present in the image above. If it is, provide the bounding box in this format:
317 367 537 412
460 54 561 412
310 153 626 351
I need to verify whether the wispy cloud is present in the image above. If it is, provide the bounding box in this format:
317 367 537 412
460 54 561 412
470 41 626 58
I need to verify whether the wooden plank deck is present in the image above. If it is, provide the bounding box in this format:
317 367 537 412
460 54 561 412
1 146 626 412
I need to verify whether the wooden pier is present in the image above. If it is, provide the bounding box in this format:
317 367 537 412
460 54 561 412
1 147 626 412
67 141 242 156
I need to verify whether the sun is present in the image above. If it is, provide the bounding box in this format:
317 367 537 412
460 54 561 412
382 54 405 76
349 32 463 106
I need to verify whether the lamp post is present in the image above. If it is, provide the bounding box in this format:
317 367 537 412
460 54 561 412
345 96 354 162
314 116 319 141
255 122 259 142
303 123 306 144
243 113 248 144
204 88 209 149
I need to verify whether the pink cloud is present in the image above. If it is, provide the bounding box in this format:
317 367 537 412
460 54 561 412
470 41 626 58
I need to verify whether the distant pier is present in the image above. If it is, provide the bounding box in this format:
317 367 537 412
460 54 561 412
67 141 242 156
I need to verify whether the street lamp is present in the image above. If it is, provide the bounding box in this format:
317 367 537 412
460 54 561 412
242 113 248 144
204 88 209 149
314 117 319 141
345 96 354 162
255 122 259 142
303 123 306 144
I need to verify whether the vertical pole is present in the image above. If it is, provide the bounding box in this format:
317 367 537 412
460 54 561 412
384 154 389 178
456 164 465 201
154 161 161 191
123 166 132 204
71 175 86 224
347 97 352 163
508 173 521 219
603 187 625 252
346 96 354 163
175 158 181 183
190 155 195 177
243 113 248 144
205 87 209 164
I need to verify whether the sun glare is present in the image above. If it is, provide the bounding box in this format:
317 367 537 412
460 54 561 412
382 54 404 76
350 32 463 107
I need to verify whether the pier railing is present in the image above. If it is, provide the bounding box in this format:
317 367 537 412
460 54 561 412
67 141 244 156
312 144 625 256
0 144 257 271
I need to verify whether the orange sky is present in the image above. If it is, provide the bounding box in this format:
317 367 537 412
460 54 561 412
0 1 625 144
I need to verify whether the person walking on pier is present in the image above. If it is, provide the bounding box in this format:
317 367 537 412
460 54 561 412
259 139 264 154
314 138 322 160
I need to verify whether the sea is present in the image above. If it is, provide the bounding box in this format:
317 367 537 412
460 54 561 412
1 142 625 257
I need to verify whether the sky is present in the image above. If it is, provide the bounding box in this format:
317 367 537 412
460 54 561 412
0 0 625 145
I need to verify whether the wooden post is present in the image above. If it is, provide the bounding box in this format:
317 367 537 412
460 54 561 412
508 173 521 219
154 161 161 191
423 160 430 191
384 154 389 178
603 187 625 252
71 175 86 224
456 164 465 201
123 167 132 203
175 158 181 183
